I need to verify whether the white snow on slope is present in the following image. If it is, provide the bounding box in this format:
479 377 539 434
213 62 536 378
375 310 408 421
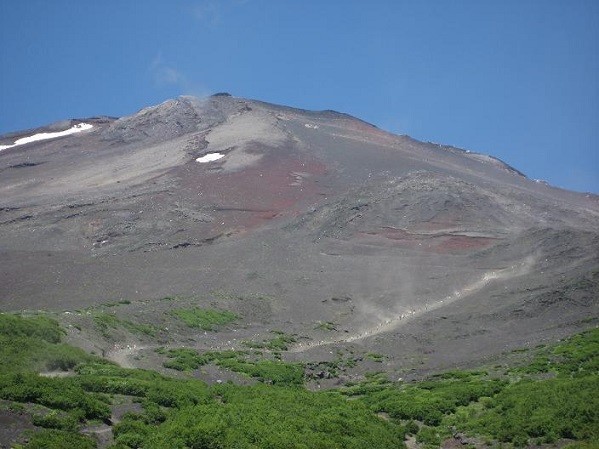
196 152 225 163
0 123 93 151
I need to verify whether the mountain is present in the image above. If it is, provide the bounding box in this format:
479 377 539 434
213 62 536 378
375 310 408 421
0 93 597 377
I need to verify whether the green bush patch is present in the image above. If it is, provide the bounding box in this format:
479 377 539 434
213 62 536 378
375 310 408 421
170 308 238 330
162 348 305 386
1 309 597 449
0 313 63 343
242 331 297 351
0 313 93 374
129 384 405 449
447 377 599 444
93 312 157 338
17 429 97 449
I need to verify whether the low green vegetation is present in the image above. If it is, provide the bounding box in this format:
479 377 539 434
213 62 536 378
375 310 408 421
440 328 599 447
169 307 238 330
352 371 506 425
0 313 94 373
0 313 63 343
343 328 599 448
75 362 210 408
93 312 157 338
0 313 401 448
0 372 111 421
161 348 305 385
516 325 599 377
305 355 359 380
366 352 387 362
0 313 108 448
1 311 597 449
242 330 297 351
129 384 404 449
13 429 97 449
216 355 305 386
314 320 338 331
446 377 598 445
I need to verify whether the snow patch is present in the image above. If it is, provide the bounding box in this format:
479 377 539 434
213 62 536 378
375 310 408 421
0 123 93 151
196 152 225 163
304 123 319 129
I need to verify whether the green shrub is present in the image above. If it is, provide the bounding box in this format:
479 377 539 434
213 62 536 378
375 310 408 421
140 384 405 449
93 312 156 337
366 353 387 362
76 363 210 408
551 328 599 377
360 378 505 425
452 377 599 444
162 349 304 385
314 321 338 331
0 313 63 343
0 313 93 374
405 420 419 435
242 331 297 351
441 329 599 446
162 348 210 371
0 372 111 421
416 425 448 446
32 411 78 431
18 429 96 449
1 302 597 449
113 417 152 448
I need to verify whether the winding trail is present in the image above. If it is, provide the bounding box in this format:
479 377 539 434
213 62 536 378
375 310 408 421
104 257 534 365
290 257 535 352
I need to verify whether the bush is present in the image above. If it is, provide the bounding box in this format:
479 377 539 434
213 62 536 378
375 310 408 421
360 378 505 425
140 384 404 449
455 377 599 443
405 420 419 435
32 411 78 431
19 429 96 449
163 348 305 385
93 313 157 337
170 308 238 330
0 372 111 421
0 313 63 343
0 315 92 374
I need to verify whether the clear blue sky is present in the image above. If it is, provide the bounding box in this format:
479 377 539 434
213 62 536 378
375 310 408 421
1 1 597 192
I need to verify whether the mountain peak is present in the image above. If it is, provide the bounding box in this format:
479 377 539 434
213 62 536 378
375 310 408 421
0 95 597 379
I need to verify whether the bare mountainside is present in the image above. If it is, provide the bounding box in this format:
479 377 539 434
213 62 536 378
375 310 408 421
0 94 597 378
